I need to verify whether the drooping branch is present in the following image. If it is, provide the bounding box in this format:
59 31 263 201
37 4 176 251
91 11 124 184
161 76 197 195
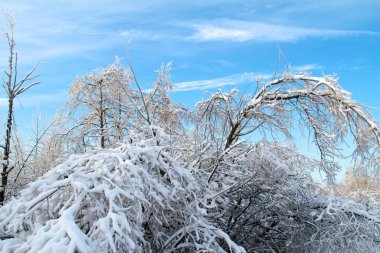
203 73 380 182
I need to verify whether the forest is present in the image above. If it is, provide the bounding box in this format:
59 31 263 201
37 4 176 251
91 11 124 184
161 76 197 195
1 15 380 253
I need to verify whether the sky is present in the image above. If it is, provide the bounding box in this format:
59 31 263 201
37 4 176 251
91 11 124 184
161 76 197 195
0 1 379 144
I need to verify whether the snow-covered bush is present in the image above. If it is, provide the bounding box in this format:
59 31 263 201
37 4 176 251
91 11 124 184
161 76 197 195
203 141 380 252
0 128 244 253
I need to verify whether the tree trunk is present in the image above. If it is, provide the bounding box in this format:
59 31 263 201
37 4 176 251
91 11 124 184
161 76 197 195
99 82 105 149
0 97 14 204
224 122 240 150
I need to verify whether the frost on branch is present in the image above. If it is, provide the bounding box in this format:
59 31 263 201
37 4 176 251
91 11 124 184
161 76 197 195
246 74 380 182
194 73 380 183
2 61 380 253
194 140 380 252
191 70 380 251
63 58 133 150
0 129 244 253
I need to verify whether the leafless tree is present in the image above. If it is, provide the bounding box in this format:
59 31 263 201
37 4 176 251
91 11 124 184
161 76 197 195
194 73 380 183
336 168 380 209
62 60 187 152
63 59 133 150
0 16 39 204
7 114 56 196
146 62 186 135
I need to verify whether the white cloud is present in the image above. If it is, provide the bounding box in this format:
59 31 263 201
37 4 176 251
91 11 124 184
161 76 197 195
189 20 379 42
173 65 329 92
174 72 272 92
190 25 253 42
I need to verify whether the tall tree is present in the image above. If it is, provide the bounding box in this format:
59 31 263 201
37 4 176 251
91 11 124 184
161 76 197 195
0 16 39 204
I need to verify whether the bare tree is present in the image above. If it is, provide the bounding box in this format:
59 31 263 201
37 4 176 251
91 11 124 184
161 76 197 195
146 62 185 134
0 16 39 204
7 114 56 195
194 73 380 183
63 59 133 150
62 60 187 152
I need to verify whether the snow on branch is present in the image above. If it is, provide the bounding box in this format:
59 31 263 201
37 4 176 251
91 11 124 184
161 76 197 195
195 73 380 183
200 140 380 252
0 129 245 253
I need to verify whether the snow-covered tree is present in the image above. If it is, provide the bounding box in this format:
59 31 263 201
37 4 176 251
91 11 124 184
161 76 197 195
1 60 380 252
145 62 187 135
337 168 380 210
63 59 133 150
194 73 380 183
189 71 380 251
4 114 56 199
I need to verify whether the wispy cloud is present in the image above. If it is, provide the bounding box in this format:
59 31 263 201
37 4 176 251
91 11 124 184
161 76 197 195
1 1 378 66
188 20 379 42
292 64 323 73
0 2 136 64
174 72 272 92
174 64 328 91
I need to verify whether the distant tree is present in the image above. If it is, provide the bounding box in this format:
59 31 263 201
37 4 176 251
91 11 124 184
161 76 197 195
31 120 66 176
63 59 132 150
338 168 380 209
7 114 58 195
0 16 39 205
145 62 186 134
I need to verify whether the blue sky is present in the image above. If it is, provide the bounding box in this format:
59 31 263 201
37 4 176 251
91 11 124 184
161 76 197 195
0 0 380 137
